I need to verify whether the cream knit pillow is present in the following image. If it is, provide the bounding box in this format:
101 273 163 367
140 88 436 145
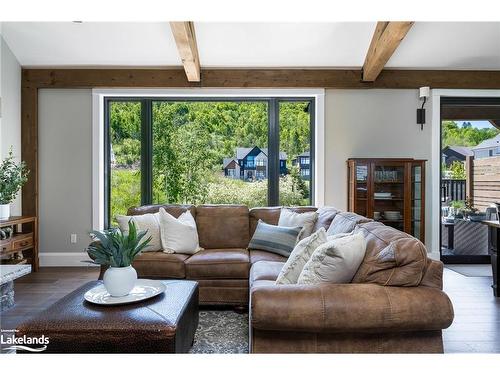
275 228 328 285
278 208 318 240
297 232 367 285
116 213 161 252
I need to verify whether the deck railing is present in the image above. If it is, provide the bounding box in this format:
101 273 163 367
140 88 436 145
441 179 466 202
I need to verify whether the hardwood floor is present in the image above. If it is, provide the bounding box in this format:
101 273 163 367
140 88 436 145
1 266 100 331
442 266 500 353
1 266 499 353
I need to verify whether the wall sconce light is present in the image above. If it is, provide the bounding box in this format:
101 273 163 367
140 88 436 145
417 86 430 130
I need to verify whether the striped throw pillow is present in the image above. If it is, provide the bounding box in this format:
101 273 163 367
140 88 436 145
248 220 303 257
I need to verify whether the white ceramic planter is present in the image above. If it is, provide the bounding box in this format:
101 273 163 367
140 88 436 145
0 204 10 220
103 265 137 297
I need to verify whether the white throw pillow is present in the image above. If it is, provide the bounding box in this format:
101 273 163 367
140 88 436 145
115 213 161 252
297 233 367 285
275 228 328 285
278 208 318 241
158 208 202 254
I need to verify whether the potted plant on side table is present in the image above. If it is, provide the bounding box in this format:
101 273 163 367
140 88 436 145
0 148 29 220
86 220 151 297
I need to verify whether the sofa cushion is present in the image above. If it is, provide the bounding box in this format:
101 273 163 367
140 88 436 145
249 250 287 264
185 248 250 279
250 261 284 286
128 204 196 218
196 205 250 249
132 251 189 278
326 211 372 236
249 206 317 238
314 206 341 232
352 221 427 287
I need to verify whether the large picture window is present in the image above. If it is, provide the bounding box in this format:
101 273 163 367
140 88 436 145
105 97 314 227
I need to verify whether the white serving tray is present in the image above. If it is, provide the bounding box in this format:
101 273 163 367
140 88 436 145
84 279 166 306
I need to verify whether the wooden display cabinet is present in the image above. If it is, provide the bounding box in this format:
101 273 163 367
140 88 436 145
347 158 426 242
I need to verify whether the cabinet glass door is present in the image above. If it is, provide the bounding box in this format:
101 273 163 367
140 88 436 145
411 164 423 240
373 164 405 232
354 163 369 217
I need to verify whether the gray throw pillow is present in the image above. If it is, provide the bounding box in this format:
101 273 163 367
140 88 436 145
248 220 302 257
326 212 371 236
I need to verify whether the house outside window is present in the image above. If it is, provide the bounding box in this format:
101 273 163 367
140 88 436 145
256 159 265 167
227 169 235 177
301 157 310 165
256 170 265 180
246 156 255 168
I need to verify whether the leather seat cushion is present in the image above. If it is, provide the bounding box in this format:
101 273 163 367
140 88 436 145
353 221 427 287
250 260 284 286
196 205 250 249
185 248 250 279
132 251 189 278
250 249 287 264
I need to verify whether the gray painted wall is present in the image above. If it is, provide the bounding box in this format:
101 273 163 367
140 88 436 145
36 88 435 258
38 89 92 253
1 36 22 215
324 89 433 249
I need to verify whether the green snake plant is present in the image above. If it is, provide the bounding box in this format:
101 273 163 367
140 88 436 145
86 220 152 267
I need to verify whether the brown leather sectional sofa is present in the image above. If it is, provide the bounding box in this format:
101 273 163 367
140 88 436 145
100 204 454 353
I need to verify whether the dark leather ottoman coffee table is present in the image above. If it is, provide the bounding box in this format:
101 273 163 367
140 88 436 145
16 279 199 353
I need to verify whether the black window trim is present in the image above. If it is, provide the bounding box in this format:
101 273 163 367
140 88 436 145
104 96 316 228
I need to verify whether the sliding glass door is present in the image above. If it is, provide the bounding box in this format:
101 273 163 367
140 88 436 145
105 97 314 227
440 97 500 264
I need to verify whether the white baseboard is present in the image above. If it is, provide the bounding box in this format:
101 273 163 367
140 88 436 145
39 252 99 267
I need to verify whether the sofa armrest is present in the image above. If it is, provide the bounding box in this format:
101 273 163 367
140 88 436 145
250 283 454 333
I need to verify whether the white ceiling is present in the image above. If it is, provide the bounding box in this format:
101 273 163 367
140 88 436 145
2 22 500 69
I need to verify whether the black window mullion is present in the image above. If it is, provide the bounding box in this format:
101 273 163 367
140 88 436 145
141 99 153 205
268 99 280 206
309 99 315 206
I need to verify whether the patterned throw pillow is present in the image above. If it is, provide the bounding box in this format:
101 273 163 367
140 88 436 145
248 220 303 257
275 228 328 284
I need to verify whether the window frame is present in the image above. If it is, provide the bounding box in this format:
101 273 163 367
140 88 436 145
104 96 315 228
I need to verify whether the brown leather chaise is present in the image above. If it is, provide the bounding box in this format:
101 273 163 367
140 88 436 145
99 204 454 353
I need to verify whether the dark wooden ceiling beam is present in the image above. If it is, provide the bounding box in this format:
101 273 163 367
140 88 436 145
170 22 201 82
22 68 500 89
441 106 500 120
362 21 414 82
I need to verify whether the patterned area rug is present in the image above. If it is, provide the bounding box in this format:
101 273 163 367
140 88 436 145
190 310 249 354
